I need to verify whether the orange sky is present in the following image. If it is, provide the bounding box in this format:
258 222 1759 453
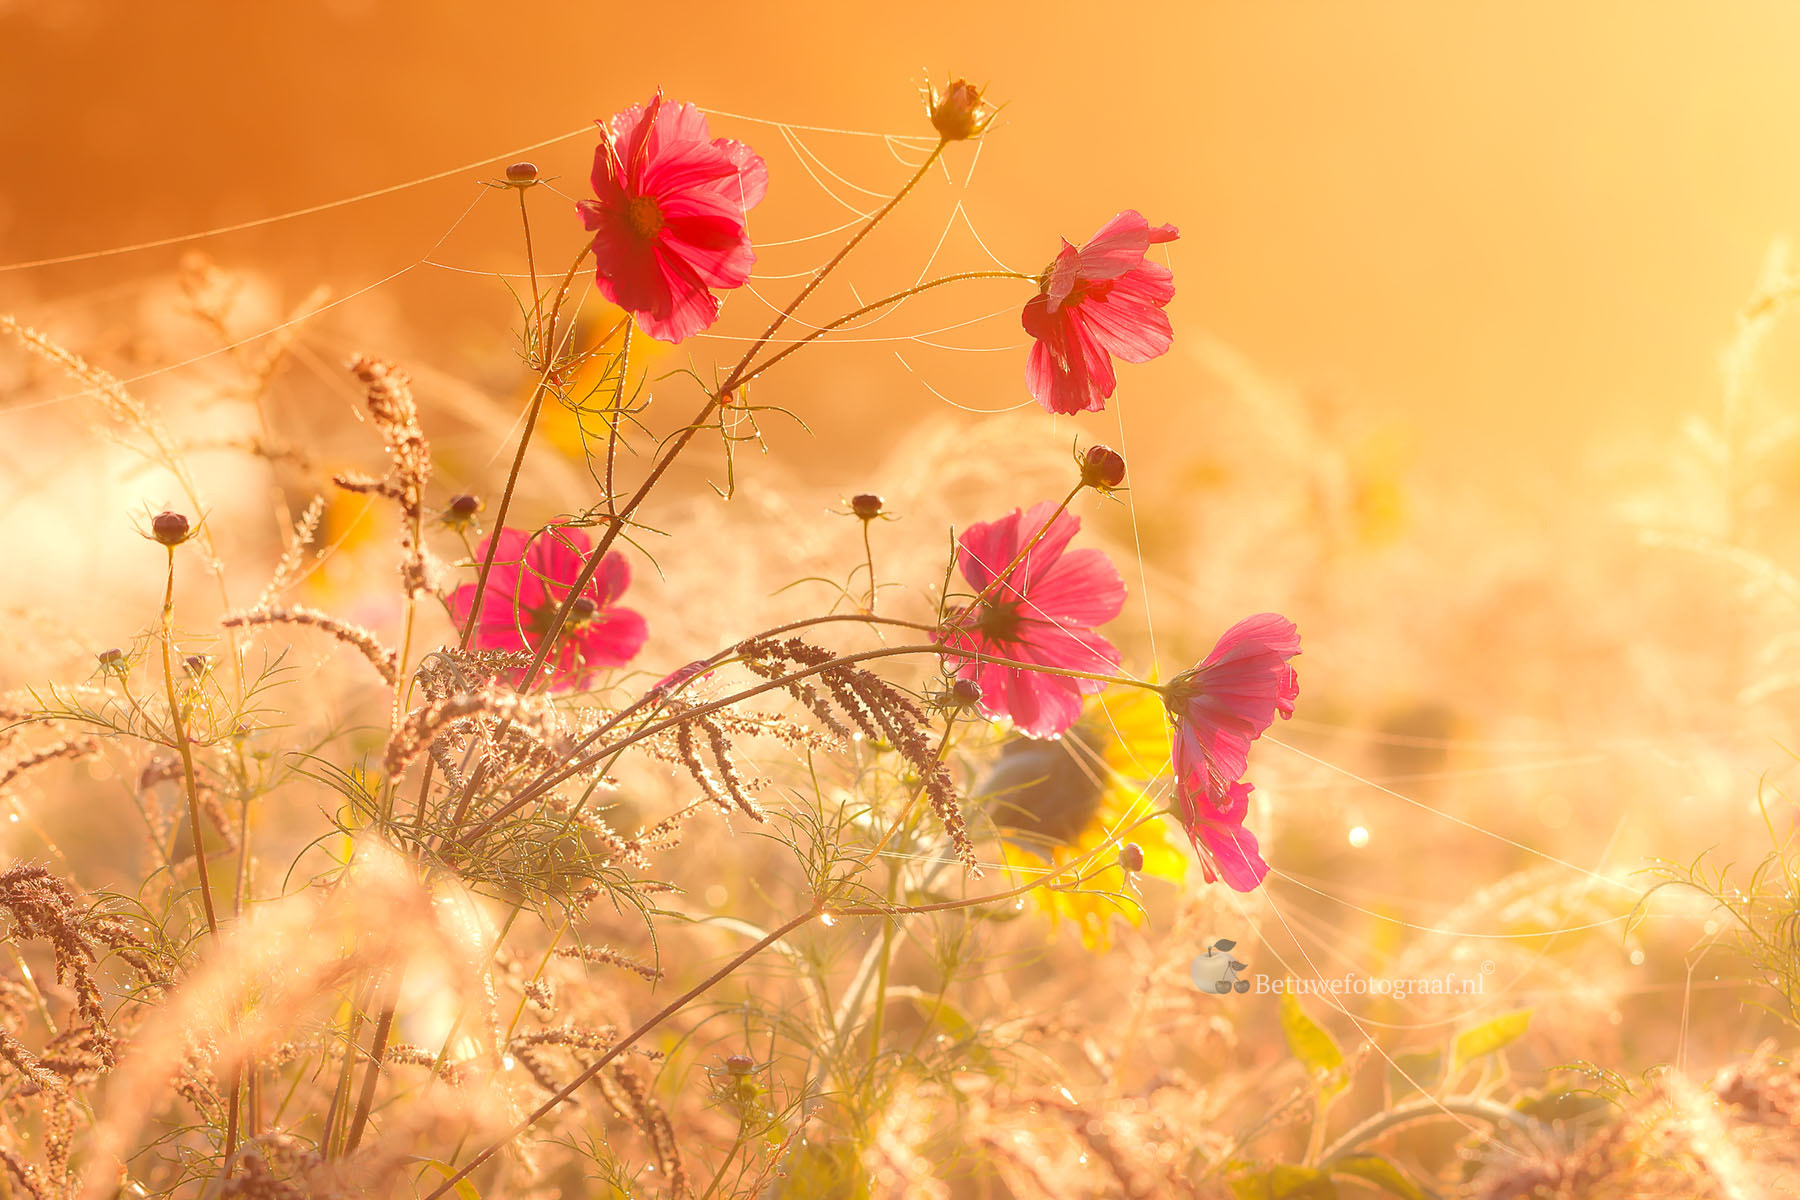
6 1 1800 485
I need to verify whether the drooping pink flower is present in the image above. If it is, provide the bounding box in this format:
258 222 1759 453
1166 614 1300 889
937 502 1125 738
1021 210 1179 415
577 93 769 344
1187 782 1270 892
448 525 648 692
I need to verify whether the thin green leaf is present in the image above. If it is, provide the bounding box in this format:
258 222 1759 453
1269 1163 1339 1198
1453 1009 1533 1065
1330 1153 1429 1200
1280 993 1345 1079
410 1159 482 1200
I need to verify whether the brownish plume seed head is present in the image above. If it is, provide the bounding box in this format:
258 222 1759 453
505 161 539 183
1080 444 1127 490
1119 842 1145 873
151 510 191 546
850 492 884 520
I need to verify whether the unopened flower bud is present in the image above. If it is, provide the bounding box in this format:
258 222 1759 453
949 677 983 710
443 493 483 531
97 648 125 670
724 1054 755 1076
184 654 211 676
1080 444 1127 490
850 492 884 520
569 596 599 623
930 80 989 142
505 161 539 184
151 511 191 546
1118 842 1145 873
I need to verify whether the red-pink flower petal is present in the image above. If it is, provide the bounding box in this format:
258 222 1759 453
580 92 767 345
449 524 649 692
1185 781 1270 892
937 504 1124 738
1168 614 1301 810
1022 210 1179 415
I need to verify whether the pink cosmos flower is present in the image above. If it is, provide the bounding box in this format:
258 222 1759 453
1021 210 1179 415
1187 782 1269 892
448 525 648 692
577 93 769 344
1165 613 1300 889
938 502 1125 738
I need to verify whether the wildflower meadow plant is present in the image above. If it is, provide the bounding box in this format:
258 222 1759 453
0 80 1309 1198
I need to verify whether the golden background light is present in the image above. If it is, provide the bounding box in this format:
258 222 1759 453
8 1 1800 484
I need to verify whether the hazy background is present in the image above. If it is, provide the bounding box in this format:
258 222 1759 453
5 0 1800 1123
8 0 1800 486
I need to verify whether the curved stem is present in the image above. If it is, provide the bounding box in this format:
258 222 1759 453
518 187 543 359
458 642 1159 847
512 142 949 696
422 905 824 1199
860 519 877 613
734 269 1032 389
1317 1096 1555 1166
455 248 600 651
425 808 1162 1197
341 967 403 1156
160 547 218 939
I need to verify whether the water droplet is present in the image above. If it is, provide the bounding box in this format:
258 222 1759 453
820 912 836 927
1629 949 1645 966
1347 826 1369 849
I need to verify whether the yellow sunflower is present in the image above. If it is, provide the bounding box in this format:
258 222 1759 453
982 688 1186 951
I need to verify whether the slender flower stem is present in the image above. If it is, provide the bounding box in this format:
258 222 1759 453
443 613 932 842
860 519 877 613
455 248 600 651
857 726 954 873
734 269 1032 389
861 726 954 1072
518 187 544 360
512 142 950 696
159 547 218 939
1316 1097 1555 1165
422 906 825 1199
458 641 1159 847
425 815 1160 1197
342 967 403 1156
605 322 633 512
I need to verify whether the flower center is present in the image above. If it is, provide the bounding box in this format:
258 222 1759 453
986 726 1107 857
974 600 1024 643
522 595 597 639
626 194 665 240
